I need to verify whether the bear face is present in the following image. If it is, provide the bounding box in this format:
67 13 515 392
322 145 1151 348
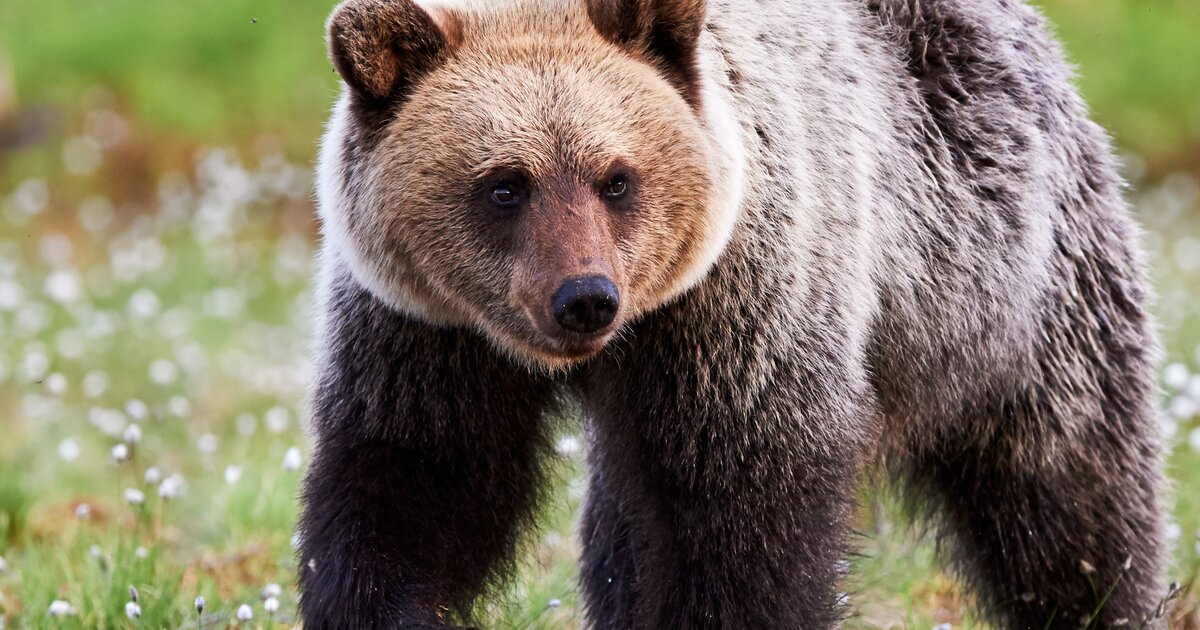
317 0 746 369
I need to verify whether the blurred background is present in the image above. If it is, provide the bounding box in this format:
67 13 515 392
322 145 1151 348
0 0 1197 627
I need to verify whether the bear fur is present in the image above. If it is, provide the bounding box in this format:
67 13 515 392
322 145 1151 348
297 0 1167 628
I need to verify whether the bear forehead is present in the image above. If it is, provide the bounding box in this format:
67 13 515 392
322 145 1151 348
418 0 595 35
379 6 701 182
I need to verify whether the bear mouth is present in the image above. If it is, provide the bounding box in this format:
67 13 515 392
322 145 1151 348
497 318 619 369
527 329 615 363
507 304 622 366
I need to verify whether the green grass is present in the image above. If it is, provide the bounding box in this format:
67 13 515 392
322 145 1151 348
0 0 1199 627
1035 0 1200 161
0 0 338 156
1 0 1199 160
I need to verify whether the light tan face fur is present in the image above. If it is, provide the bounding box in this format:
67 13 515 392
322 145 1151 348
319 0 744 369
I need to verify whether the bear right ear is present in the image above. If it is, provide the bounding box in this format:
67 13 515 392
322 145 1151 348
327 0 461 103
586 0 706 105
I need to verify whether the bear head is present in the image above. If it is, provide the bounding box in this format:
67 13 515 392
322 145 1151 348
318 0 745 369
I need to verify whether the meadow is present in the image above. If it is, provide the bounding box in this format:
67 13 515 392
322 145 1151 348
0 0 1198 627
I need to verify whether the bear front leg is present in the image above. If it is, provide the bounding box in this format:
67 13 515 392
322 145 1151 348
297 271 557 629
579 296 875 629
578 469 640 630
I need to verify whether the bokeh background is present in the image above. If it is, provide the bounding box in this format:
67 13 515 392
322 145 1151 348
0 1 1198 628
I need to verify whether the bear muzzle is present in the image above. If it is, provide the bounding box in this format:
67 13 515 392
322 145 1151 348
551 275 620 334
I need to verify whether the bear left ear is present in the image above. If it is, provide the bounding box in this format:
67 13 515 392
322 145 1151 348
327 0 462 103
586 0 707 105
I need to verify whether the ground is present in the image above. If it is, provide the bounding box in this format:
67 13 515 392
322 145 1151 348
0 0 1198 627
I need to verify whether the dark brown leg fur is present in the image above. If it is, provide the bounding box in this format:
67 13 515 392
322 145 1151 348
297 266 558 629
577 251 876 629
578 471 640 630
892 243 1164 629
911 433 1162 629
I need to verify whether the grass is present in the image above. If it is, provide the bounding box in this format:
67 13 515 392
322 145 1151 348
1 0 1199 161
0 0 1199 627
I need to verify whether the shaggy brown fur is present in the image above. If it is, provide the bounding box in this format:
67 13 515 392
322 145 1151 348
298 0 1166 627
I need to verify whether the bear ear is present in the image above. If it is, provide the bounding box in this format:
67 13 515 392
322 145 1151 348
586 0 706 104
327 0 461 103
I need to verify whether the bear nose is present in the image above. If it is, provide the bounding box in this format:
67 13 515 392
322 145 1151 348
551 276 619 334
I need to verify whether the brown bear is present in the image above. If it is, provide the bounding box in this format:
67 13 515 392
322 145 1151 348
297 0 1167 627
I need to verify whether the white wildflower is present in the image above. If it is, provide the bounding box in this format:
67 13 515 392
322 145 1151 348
144 466 161 485
125 601 142 619
204 287 246 319
111 443 130 462
1175 236 1200 273
47 600 76 617
263 597 280 614
134 546 148 559
1160 415 1178 441
124 488 145 505
197 433 218 455
58 438 81 462
932 624 953 630
44 372 68 395
91 407 127 436
224 465 243 485
44 270 82 304
194 596 205 614
74 503 90 519
82 370 110 398
125 399 149 420
236 604 253 621
63 135 102 176
282 446 302 471
84 310 116 338
159 307 191 338
128 288 160 319
261 583 282 599
264 406 290 433
123 423 142 445
548 598 561 609
39 233 72 265
21 348 49 381
158 474 185 500
13 179 49 217
168 395 191 417
0 279 23 310
555 435 582 457
85 108 129 148
79 196 115 232
1169 396 1196 420
149 358 178 385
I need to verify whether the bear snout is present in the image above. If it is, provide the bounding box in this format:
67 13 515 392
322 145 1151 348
551 275 620 334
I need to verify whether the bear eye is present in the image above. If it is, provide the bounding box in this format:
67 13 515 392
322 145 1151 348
491 183 521 207
602 175 629 200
